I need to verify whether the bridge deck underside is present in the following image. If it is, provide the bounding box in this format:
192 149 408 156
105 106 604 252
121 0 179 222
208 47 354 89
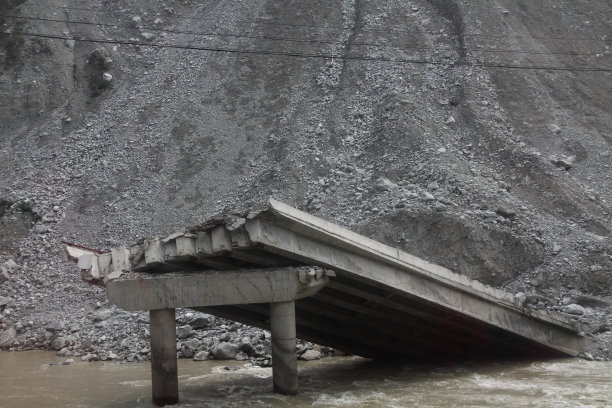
198 274 566 361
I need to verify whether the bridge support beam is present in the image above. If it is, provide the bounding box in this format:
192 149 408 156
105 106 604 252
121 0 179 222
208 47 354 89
270 300 298 395
150 308 178 406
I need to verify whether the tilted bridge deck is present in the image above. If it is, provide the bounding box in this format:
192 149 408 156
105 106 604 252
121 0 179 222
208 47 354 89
68 198 588 404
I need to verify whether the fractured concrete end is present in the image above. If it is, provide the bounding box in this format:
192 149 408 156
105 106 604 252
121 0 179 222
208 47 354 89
175 236 196 257
211 226 232 253
77 253 93 270
111 246 130 272
145 239 165 264
196 231 213 255
98 253 112 278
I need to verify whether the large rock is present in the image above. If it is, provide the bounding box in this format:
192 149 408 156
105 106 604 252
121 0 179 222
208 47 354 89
213 342 238 360
0 327 17 348
176 325 194 339
238 337 254 354
45 321 64 332
0 259 18 285
193 350 210 361
184 338 201 351
188 314 214 329
50 336 67 350
562 304 586 316
299 349 322 361
93 309 113 322
0 296 14 307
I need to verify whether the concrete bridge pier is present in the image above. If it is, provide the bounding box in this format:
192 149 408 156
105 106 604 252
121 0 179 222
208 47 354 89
270 301 298 395
150 308 178 406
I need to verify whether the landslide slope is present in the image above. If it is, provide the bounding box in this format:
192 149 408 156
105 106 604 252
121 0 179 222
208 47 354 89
1 0 610 358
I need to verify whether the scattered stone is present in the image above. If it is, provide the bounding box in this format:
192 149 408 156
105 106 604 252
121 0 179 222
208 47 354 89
0 296 14 307
552 244 562 253
420 192 436 202
562 304 586 316
551 155 574 170
45 321 64 332
0 327 17 347
102 72 113 83
238 338 254 354
445 116 456 125
81 353 98 362
434 203 447 212
183 338 201 351
299 349 322 360
427 181 439 191
50 336 67 350
176 325 193 339
93 309 113 322
213 342 238 360
515 292 527 305
63 358 74 365
375 177 397 191
496 207 516 218
193 351 210 361
188 315 214 329
548 124 561 134
141 32 155 41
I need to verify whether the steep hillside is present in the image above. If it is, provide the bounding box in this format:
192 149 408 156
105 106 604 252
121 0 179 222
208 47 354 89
1 0 610 359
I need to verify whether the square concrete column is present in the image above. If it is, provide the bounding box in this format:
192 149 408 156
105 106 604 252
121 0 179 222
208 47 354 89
150 308 178 406
270 301 298 395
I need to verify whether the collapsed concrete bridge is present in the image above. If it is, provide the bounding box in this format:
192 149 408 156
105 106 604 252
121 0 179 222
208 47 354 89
67 198 588 406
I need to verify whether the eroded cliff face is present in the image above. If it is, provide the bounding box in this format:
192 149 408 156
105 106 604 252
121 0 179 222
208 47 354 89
0 0 610 358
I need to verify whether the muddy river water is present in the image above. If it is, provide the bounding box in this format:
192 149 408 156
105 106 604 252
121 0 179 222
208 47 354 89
0 351 610 407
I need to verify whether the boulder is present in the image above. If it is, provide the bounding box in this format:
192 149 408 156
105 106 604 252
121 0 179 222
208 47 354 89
50 336 67 350
299 349 322 361
0 296 14 307
562 304 585 316
176 325 193 339
184 338 201 351
0 327 17 348
193 351 210 361
238 338 254 354
45 321 64 332
375 178 397 192
93 309 113 322
213 342 238 360
188 314 214 329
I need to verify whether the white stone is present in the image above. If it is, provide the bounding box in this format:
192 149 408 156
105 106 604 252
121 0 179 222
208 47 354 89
299 349 322 360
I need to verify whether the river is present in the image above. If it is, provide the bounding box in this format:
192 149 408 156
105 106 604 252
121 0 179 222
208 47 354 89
0 351 610 407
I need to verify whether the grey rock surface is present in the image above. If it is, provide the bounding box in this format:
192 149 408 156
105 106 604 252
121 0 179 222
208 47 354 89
214 342 239 360
0 0 610 361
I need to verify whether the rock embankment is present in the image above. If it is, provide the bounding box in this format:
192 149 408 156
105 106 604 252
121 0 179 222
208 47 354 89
1 301 334 364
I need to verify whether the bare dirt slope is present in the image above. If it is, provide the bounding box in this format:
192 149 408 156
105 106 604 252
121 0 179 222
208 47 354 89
1 0 611 359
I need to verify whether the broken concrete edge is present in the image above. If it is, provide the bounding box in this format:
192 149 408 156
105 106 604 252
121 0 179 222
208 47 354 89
263 198 581 331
